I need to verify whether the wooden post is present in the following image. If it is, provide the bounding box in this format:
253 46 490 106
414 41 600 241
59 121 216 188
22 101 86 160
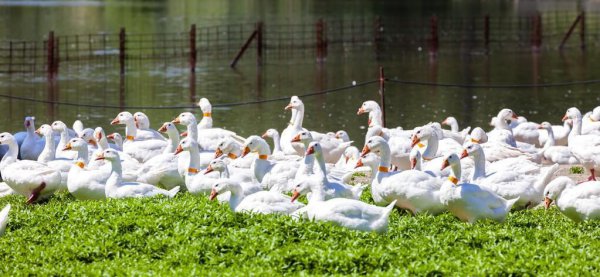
256 21 263 66
316 19 324 63
119 27 126 75
532 13 542 51
484 15 490 51
8 41 12 73
47 31 55 78
580 12 586 49
559 13 583 50
379 66 386 128
54 37 59 75
189 24 197 73
229 29 258 68
429 16 438 54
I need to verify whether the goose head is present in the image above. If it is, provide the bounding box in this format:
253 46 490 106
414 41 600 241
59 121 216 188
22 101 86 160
106 133 122 145
158 122 177 135
172 112 197 126
291 178 311 203
197 98 212 113
63 137 86 151
543 176 575 209
468 127 488 144
441 116 457 127
93 127 107 143
497 108 519 121
461 143 483 160
357 100 380 115
0 132 15 145
361 136 387 157
95 148 119 161
335 130 350 142
537 121 552 131
175 137 197 155
209 180 234 201
23 116 36 131
111 111 134 125
133 112 150 129
562 107 582 122
214 138 239 158
51 121 67 132
35 124 54 137
591 106 600 122
241 135 266 157
305 141 322 156
355 152 380 169
343 146 359 164
411 126 434 148
441 153 461 171
79 128 96 146
261 128 279 139
204 158 226 174
291 131 313 144
284 96 302 111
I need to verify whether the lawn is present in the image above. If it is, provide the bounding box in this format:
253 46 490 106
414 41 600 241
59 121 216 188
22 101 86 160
1 189 599 275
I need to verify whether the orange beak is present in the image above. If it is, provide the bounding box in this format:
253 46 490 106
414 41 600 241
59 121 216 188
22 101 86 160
172 117 181 124
106 134 115 140
204 165 214 174
411 136 420 148
174 145 183 155
261 132 268 139
110 116 119 125
181 131 188 137
354 159 364 169
561 113 569 122
242 146 250 157
290 190 300 203
62 143 72 151
158 125 167 133
512 112 519 119
537 125 544 129
357 107 365 115
209 188 218 201
284 104 293 110
441 159 450 170
95 132 102 141
544 197 553 209
95 153 105 161
291 134 301 142
335 134 340 139
35 128 41 135
360 145 371 157
88 140 97 146
441 119 448 125
215 148 223 158
306 146 315 156
460 149 468 159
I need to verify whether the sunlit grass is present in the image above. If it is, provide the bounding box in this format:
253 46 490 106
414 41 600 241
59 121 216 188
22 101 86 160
0 191 599 275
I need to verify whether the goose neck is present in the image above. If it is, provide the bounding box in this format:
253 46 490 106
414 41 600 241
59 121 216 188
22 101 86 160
124 121 137 140
186 122 199 141
422 135 439 160
187 146 201 173
77 147 89 164
471 150 486 180
377 143 392 169
272 132 282 153
450 121 459 132
292 107 304 129
38 133 56 163
255 141 271 156
0 140 19 170
368 109 383 127
227 184 244 210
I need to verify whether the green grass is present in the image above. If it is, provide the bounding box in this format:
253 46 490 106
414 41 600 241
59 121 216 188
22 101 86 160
570 166 585 174
1 190 600 275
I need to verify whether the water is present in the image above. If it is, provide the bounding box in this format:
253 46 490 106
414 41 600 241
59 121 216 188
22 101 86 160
0 0 598 146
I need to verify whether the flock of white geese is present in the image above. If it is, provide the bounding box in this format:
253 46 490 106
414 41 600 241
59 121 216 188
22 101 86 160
0 96 600 235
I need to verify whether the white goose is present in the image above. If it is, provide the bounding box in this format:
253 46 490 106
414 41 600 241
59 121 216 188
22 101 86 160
544 176 600 222
537 122 578 165
195 98 245 151
79 128 99 157
440 116 471 144
214 137 256 168
361 136 446 215
538 119 571 146
461 143 559 209
582 106 600 134
0 132 62 203
133 112 167 141
172 112 213 173
111 111 167 163
280 96 303 156
291 130 353 164
365 125 412 170
209 179 304 215
487 108 519 147
36 124 73 188
175 138 220 195
563 107 600 181
19 116 45 161
335 130 350 142
0 204 10 236
291 186 397 233
97 149 180 199
440 153 519 223
64 138 109 200
262 128 284 156
51 121 77 160
242 135 298 192
204 158 261 196
334 146 360 171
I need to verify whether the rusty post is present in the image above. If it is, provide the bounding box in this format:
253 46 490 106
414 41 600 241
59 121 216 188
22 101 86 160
532 13 542 51
119 27 126 75
54 37 59 76
189 24 197 73
47 31 55 78
316 19 324 63
230 29 258 68
559 13 583 50
484 15 490 51
256 21 263 66
580 12 586 49
429 16 438 54
379 66 386 128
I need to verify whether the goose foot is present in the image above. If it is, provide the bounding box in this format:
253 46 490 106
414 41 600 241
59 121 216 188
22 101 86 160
588 169 596 182
26 182 46 204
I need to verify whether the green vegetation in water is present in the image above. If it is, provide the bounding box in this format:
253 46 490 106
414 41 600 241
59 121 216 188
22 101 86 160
1 192 600 275
570 166 585 174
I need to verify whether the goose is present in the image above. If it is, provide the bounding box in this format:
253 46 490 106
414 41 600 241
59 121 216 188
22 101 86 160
0 182 15 197
195 98 245 151
334 146 360 171
51 121 77 160
72 120 84 136
487 108 519 147
36 124 73 189
87 128 140 182
440 116 471 144
357 100 384 128
79 128 99 157
19 116 45 160
334 130 350 142
582 106 600 135
262 128 284 156
361 136 446 215
63 138 109 200
411 124 463 161
209 179 304 215
106 133 123 150
172 112 213 172
204 158 261 196
291 130 353 164
133 112 167 141
365 125 412 170
242 135 298 192
538 120 571 146
562 107 600 181
135 122 184 191
543 176 600 222
97 149 179 199
465 127 488 144
0 204 10 236
0 132 62 203
291 142 365 203
291 131 351 182
537 122 578 165
175 138 220 195
354 152 381 183
461 143 559 209
440 153 519 223
214 137 256 168
111 111 167 163
512 120 541 147
291 187 397 233
280 96 303 156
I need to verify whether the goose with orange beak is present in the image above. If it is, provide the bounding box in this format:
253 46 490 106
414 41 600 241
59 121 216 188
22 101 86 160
487 108 520 147
203 159 261 196
243 135 298 192
562 107 600 182
543 176 600 222
63 137 110 200
173 138 219 195
19 116 45 161
356 100 383 127
52 120 77 160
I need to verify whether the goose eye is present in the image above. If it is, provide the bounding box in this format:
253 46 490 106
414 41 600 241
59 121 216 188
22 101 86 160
215 184 219 187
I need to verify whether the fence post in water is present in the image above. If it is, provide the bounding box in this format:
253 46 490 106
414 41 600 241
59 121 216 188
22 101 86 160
229 28 258 68
484 14 490 52
532 13 542 51
256 21 263 66
579 12 586 50
559 13 583 50
429 16 438 55
54 37 59 76
119 27 126 75
47 31 55 78
189 24 197 73
316 19 324 63
379 66 386 128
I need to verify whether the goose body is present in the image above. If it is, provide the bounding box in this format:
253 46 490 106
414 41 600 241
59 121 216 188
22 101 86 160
0 204 10 236
243 136 298 192
544 176 600 222
19 116 45 160
131 112 166 141
538 122 578 165
111 111 167 163
175 138 221 195
563 107 600 181
195 98 245 151
64 138 109 200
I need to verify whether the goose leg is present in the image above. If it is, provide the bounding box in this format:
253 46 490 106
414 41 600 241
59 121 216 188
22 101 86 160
588 169 596 181
26 182 46 204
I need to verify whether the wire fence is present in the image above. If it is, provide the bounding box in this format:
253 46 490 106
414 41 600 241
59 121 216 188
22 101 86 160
0 12 597 75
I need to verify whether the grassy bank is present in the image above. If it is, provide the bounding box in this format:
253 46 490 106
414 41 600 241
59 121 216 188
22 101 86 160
0 190 599 275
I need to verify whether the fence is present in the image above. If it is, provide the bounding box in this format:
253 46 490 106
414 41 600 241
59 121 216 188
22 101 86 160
0 12 597 75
